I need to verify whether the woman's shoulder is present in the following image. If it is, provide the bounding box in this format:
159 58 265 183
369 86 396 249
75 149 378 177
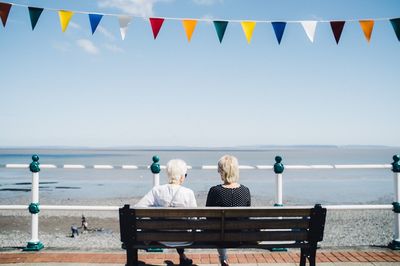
208 184 223 191
239 184 250 193
180 185 195 194
239 184 251 192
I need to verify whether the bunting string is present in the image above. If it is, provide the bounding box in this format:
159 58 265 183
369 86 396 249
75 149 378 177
0 1 399 44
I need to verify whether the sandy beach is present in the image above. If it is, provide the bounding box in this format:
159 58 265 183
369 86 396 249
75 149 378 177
0 194 394 251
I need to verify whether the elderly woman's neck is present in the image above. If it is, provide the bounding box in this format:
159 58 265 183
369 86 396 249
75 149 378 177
222 182 240 188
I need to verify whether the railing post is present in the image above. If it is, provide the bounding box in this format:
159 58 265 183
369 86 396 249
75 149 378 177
390 154 400 250
150 155 160 187
23 155 44 251
148 155 164 253
273 156 284 207
270 155 286 252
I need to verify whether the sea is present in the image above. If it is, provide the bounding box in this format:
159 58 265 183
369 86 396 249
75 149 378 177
0 147 399 205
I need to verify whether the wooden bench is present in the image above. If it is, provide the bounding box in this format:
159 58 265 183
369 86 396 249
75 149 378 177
119 204 326 266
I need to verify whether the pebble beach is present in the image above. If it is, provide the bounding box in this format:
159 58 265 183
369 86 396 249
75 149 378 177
0 194 394 251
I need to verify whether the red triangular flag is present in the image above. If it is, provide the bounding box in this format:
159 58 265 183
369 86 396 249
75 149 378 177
0 2 12 27
149 18 164 39
330 21 346 44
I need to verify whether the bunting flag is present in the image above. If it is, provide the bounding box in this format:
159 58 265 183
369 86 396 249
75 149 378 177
149 17 164 39
241 21 256 43
58 10 74 32
89 14 103 34
0 2 11 27
182 19 197 42
390 18 400 41
118 15 133 40
28 7 43 30
272 22 287 44
359 20 374 42
301 21 317 42
0 2 400 45
330 21 345 44
213 20 228 43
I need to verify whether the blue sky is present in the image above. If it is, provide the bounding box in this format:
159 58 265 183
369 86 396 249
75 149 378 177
0 0 399 147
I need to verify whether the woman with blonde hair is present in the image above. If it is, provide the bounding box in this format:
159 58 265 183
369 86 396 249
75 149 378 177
206 155 251 266
136 159 196 266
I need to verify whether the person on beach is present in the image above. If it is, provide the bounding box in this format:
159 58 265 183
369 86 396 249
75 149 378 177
136 159 196 266
206 155 251 266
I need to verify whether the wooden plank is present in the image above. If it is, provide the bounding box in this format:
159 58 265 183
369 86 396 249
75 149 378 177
135 230 308 242
224 231 308 241
134 209 222 218
130 242 309 249
223 209 311 217
133 208 311 218
136 231 221 242
136 219 221 230
135 218 309 230
225 219 310 230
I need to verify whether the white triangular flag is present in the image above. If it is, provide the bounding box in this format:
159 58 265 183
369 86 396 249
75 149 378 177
300 21 317 42
118 15 133 40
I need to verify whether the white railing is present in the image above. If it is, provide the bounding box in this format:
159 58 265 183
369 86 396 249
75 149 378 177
1 163 392 170
0 154 399 250
0 204 393 211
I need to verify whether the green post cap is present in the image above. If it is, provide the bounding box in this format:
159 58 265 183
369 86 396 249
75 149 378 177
392 202 400 213
28 203 40 214
29 155 40 173
150 155 161 174
392 155 400 173
273 156 284 174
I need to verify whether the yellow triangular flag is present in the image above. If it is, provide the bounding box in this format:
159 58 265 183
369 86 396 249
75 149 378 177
58 10 74 32
359 20 374 42
182 19 197 42
241 21 256 43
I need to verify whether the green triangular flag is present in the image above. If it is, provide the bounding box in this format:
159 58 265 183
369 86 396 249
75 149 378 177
213 21 228 43
28 7 44 30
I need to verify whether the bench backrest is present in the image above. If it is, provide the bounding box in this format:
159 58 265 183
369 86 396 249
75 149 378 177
119 204 326 246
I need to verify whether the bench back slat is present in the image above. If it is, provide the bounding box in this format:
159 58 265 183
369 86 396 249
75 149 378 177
136 230 308 242
133 208 311 218
135 218 310 230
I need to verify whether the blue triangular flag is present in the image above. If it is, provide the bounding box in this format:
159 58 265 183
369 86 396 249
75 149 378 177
89 13 103 34
272 22 287 44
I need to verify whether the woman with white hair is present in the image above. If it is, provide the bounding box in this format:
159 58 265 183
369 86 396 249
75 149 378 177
206 155 251 266
136 159 196 266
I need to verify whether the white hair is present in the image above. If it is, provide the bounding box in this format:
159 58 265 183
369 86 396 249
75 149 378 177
166 159 187 184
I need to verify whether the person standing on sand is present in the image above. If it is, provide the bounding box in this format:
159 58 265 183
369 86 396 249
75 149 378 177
206 155 251 266
136 159 196 266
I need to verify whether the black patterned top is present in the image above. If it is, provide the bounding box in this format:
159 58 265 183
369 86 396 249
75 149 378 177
206 184 251 207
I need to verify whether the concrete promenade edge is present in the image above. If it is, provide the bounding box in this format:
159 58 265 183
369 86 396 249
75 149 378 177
1 249 400 265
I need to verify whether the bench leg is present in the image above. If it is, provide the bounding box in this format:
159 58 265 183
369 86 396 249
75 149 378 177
300 248 306 266
126 247 138 266
309 247 317 266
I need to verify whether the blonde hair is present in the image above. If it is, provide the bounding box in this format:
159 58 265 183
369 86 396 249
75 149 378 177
166 159 187 185
218 155 239 184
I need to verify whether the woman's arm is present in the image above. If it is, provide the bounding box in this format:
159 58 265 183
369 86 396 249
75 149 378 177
135 189 155 207
189 190 197 207
205 187 216 207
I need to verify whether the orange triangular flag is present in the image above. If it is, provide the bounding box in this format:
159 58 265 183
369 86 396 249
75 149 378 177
359 20 374 42
182 19 197 42
241 21 256 43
